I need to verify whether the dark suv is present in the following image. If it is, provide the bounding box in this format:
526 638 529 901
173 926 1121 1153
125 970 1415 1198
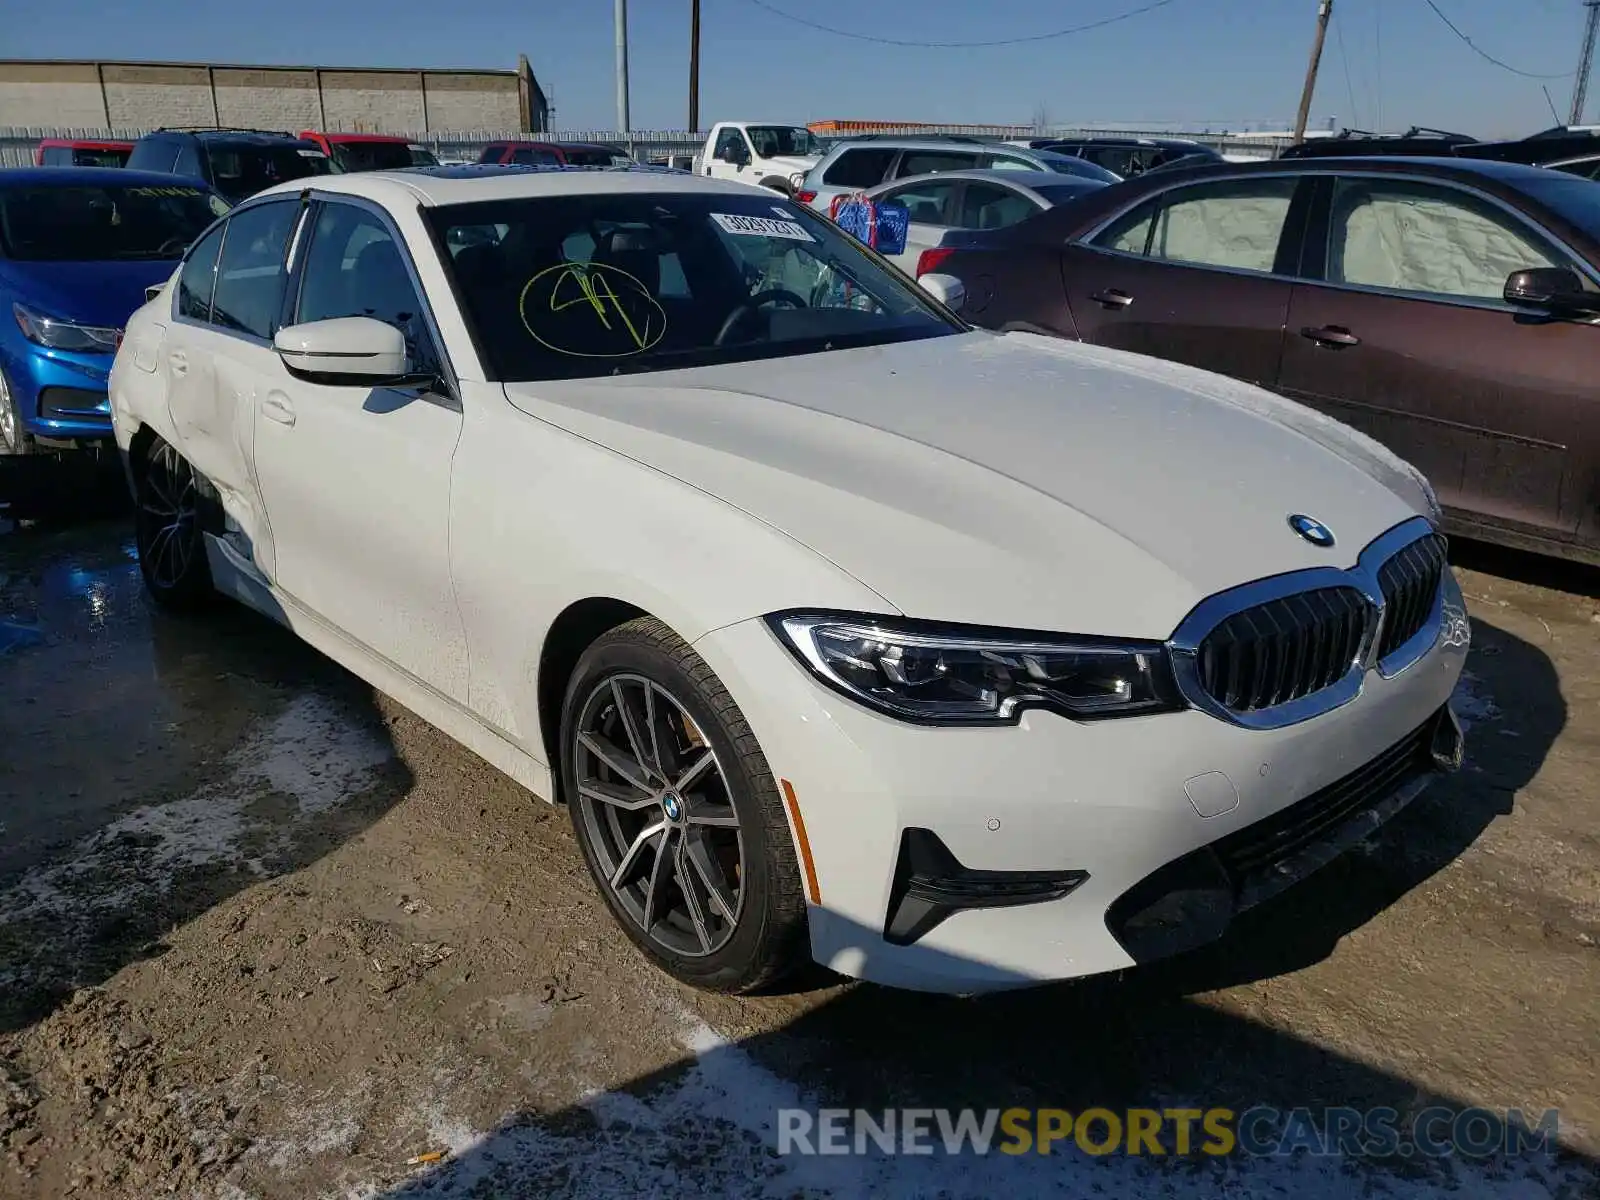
126 129 333 204
1040 136 1224 177
476 140 626 167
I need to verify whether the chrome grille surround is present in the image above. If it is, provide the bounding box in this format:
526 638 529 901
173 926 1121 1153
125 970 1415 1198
1169 517 1447 730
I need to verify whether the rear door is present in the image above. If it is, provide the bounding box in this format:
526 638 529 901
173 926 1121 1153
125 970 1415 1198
1057 174 1309 387
1279 173 1596 537
164 197 303 571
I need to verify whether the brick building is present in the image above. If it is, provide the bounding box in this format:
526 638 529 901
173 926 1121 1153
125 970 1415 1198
0 57 549 133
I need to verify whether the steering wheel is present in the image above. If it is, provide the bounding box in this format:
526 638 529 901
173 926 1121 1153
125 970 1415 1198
714 288 808 346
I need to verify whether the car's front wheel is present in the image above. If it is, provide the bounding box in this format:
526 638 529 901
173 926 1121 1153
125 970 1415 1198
134 436 213 609
561 616 808 992
0 367 34 455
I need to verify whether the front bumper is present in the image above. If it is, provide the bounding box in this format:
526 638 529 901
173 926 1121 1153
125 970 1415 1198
4 344 115 444
691 576 1470 994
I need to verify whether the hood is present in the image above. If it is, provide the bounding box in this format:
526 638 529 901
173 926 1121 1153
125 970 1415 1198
764 154 820 171
0 259 178 331
504 332 1428 639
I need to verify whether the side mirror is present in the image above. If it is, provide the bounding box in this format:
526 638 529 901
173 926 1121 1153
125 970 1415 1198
723 143 750 166
1503 266 1598 315
273 317 411 383
145 283 164 303
919 273 966 313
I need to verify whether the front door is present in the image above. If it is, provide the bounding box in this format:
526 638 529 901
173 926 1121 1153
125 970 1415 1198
250 197 470 702
1279 175 1595 537
1058 174 1306 388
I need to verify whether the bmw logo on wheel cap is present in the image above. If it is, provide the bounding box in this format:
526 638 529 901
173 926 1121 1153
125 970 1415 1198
1288 513 1336 547
661 791 684 822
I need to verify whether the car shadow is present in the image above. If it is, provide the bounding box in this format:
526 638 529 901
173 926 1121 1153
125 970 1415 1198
1450 535 1600 600
368 620 1582 1198
0 518 414 1035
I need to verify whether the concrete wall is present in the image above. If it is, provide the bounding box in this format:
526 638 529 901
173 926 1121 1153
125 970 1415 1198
0 59 533 133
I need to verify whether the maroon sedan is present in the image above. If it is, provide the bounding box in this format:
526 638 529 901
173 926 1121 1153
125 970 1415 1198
936 156 1600 566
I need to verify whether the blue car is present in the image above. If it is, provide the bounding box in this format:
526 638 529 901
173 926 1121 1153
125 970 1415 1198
0 168 228 454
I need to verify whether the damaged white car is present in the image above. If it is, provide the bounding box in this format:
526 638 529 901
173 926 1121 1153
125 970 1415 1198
110 164 1469 994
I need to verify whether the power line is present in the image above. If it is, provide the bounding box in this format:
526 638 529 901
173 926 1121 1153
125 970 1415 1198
1418 0 1572 80
1334 6 1361 128
739 0 1183 49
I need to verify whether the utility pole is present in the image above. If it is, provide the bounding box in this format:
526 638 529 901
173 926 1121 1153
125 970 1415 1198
1572 0 1600 125
689 0 702 132
614 0 631 133
1293 0 1333 142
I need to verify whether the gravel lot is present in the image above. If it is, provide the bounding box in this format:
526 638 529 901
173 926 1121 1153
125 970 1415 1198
1 500 1596 1199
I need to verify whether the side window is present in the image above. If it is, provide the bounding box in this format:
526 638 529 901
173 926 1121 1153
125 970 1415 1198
821 147 896 188
40 147 67 166
511 147 559 165
1094 177 1298 273
713 128 747 159
959 183 1036 230
295 203 439 374
896 151 980 178
1325 178 1562 302
1554 158 1600 181
209 200 299 339
1085 147 1138 176
885 180 959 225
177 223 225 322
174 144 203 180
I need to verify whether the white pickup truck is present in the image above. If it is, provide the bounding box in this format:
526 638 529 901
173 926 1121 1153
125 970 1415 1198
695 121 824 195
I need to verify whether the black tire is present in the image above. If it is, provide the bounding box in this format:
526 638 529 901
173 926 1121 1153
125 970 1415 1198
0 365 35 456
758 176 794 196
133 436 214 610
561 616 808 992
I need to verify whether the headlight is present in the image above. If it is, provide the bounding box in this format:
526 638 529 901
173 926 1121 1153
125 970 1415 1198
12 303 120 353
768 613 1183 724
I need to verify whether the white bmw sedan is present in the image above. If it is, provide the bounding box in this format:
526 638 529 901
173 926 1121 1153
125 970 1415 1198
110 164 1470 994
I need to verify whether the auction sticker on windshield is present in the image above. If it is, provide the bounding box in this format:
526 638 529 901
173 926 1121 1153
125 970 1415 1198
711 213 815 242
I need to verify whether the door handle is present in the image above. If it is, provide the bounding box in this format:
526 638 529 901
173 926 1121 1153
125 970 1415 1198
1089 288 1134 310
168 350 187 377
261 394 296 427
1301 325 1361 348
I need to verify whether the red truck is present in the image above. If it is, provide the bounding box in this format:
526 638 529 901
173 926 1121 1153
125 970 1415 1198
475 140 629 167
296 131 439 173
35 138 134 167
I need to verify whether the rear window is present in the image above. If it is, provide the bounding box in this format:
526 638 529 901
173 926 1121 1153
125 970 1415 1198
328 140 418 173
71 147 131 168
558 148 616 167
205 142 330 202
822 147 896 188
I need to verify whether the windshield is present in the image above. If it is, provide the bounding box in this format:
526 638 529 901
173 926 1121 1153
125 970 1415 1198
1519 173 1600 239
207 143 331 202
428 190 959 382
746 126 821 158
0 182 227 262
330 140 423 172
558 147 619 167
1033 151 1123 183
409 145 440 167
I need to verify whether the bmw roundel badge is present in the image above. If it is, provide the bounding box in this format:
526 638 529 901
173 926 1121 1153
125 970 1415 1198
1288 514 1336 548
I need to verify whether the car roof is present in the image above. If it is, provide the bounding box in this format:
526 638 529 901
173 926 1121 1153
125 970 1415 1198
486 139 615 150
145 129 309 145
304 131 410 144
38 137 134 148
1136 154 1567 185
868 168 1100 192
829 136 1018 154
248 162 773 207
0 166 218 189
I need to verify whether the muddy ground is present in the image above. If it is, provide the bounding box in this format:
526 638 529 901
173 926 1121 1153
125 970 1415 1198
0 494 1596 1199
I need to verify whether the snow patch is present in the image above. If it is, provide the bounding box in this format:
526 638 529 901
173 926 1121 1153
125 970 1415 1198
0 693 391 921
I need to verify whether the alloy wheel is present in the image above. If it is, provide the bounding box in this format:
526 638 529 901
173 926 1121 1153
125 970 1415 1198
0 370 17 451
571 674 745 958
138 441 198 589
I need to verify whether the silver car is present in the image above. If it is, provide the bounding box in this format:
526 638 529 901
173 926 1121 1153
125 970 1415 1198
856 168 1114 277
798 136 1120 217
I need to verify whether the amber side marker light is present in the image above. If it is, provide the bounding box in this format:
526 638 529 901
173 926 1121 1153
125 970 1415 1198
779 779 821 905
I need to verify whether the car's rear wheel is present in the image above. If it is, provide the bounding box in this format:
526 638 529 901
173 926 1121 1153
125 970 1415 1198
0 367 35 455
561 616 808 992
134 436 213 609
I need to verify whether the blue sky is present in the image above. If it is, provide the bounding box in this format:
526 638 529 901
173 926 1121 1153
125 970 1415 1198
4 0 1591 137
